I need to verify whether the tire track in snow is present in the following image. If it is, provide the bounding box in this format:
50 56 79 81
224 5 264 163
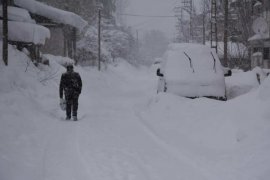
41 116 91 180
134 107 223 180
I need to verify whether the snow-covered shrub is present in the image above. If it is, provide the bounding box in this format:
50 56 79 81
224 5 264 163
76 21 137 66
76 26 111 66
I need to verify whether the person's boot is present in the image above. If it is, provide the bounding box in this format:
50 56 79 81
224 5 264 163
66 116 71 120
73 116 78 121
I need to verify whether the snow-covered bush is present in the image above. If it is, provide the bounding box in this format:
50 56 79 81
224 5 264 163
76 26 111 66
103 28 131 60
76 20 137 66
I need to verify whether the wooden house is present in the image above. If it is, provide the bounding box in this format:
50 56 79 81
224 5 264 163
1 0 87 64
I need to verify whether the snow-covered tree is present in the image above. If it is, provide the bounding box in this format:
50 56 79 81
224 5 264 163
140 30 169 65
76 20 137 66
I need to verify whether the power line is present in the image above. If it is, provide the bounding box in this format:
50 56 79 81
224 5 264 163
117 13 176 18
131 19 159 27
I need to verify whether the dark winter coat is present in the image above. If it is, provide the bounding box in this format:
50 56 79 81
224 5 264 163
59 71 82 99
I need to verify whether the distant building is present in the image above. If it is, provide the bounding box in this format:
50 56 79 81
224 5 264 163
248 0 270 69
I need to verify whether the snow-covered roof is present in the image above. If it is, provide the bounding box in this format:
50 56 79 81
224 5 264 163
252 52 263 56
0 20 50 45
14 0 88 31
254 1 262 7
0 6 35 23
248 33 270 41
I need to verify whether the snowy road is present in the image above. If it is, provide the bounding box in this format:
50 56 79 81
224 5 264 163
1 59 270 180
43 62 270 180
42 63 212 180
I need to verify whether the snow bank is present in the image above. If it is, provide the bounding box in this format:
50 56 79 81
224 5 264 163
42 54 74 67
0 45 34 93
226 70 259 99
14 0 88 31
143 94 237 151
0 20 50 45
226 67 268 99
140 78 270 180
258 76 270 100
0 6 35 23
0 42 69 180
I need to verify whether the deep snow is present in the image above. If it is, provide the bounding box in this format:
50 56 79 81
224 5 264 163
1 46 270 180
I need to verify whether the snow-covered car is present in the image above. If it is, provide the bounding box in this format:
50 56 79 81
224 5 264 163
156 43 227 100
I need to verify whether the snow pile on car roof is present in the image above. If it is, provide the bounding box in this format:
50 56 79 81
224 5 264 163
164 43 223 80
161 43 225 97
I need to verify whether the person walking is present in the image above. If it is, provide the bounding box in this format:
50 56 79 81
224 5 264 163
59 64 82 121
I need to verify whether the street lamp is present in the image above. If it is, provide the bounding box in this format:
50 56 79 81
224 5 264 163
96 1 103 71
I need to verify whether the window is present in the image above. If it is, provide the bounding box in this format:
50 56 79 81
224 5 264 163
263 47 270 60
254 47 262 53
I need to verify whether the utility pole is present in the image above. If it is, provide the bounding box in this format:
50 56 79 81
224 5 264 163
2 0 8 66
202 9 206 45
189 0 193 42
210 0 218 53
173 4 183 42
136 29 139 54
96 0 103 71
98 9 101 71
202 0 207 45
136 30 139 47
224 0 229 67
181 0 193 42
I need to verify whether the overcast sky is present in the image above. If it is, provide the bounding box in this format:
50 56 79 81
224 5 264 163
124 0 201 40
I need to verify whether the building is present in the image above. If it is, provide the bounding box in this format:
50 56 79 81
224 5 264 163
0 0 87 64
248 0 270 69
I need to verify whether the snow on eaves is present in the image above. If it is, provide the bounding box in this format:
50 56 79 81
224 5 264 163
252 52 263 56
0 20 50 45
0 6 35 23
254 1 262 7
14 0 88 31
248 33 270 41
